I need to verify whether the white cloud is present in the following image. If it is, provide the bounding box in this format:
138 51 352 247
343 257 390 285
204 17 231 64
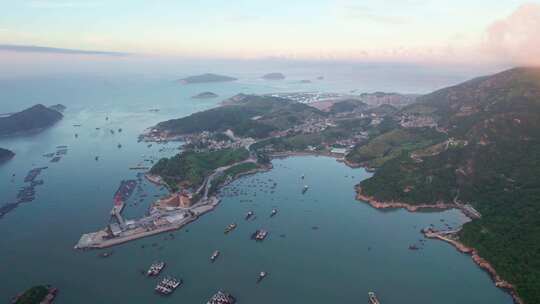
482 3 540 66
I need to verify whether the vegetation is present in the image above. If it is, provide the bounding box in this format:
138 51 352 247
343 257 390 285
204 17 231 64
346 127 446 167
357 67 540 303
155 94 325 139
0 104 63 136
250 117 372 153
328 99 368 114
14 285 49 304
150 148 250 190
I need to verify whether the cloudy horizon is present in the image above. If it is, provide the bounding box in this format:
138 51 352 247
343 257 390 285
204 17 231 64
0 1 539 67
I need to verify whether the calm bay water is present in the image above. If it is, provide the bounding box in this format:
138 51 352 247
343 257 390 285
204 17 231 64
0 72 512 303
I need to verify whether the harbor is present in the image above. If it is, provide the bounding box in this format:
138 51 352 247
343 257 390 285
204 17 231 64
0 76 515 304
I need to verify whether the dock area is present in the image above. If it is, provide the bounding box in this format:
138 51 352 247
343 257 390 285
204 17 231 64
75 196 220 249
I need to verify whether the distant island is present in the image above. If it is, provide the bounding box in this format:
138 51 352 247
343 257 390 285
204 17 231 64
49 104 66 113
192 91 219 99
0 104 63 137
178 73 237 84
0 148 14 164
262 72 285 80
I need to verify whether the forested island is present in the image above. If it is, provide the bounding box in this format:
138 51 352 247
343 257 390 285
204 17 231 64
192 91 219 99
0 148 15 164
0 104 63 137
145 67 540 304
178 73 237 84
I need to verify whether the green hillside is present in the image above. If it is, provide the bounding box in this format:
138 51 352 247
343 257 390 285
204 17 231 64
0 104 63 136
357 67 540 303
150 148 250 190
154 94 325 139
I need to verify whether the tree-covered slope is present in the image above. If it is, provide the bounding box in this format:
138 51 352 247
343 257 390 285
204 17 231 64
357 67 540 303
154 95 325 138
0 104 63 136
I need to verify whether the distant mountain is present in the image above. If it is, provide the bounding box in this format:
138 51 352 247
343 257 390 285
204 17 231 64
356 67 540 303
0 104 63 136
262 73 285 80
178 73 237 84
0 148 14 164
0 44 128 56
192 92 218 99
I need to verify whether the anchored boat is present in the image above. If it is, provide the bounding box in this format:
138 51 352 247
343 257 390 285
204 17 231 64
207 291 236 304
257 271 267 283
368 291 381 304
147 262 165 276
251 229 268 241
224 223 237 234
210 250 220 263
155 276 182 295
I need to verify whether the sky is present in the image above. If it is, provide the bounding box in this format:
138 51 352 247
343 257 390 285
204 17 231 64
0 0 538 65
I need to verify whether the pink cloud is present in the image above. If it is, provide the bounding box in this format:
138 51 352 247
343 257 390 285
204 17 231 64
483 3 540 66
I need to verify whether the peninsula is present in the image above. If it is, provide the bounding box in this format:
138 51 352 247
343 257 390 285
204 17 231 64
11 285 58 304
178 73 237 84
0 104 63 137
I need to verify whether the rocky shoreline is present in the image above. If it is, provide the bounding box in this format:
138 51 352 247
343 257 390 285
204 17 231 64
423 229 523 304
355 185 523 304
355 185 456 212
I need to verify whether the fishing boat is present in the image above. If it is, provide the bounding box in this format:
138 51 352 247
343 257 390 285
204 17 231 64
206 291 236 304
257 271 267 283
155 276 182 295
245 211 254 220
147 261 166 276
368 291 381 304
251 229 268 241
270 209 278 217
210 250 220 263
224 223 237 234
302 185 309 194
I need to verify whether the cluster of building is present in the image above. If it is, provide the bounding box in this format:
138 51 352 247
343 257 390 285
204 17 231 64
267 92 344 104
399 114 438 128
186 130 255 152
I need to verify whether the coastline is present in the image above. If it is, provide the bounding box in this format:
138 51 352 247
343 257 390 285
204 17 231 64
355 185 456 212
423 229 523 304
355 185 523 304
80 143 523 303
